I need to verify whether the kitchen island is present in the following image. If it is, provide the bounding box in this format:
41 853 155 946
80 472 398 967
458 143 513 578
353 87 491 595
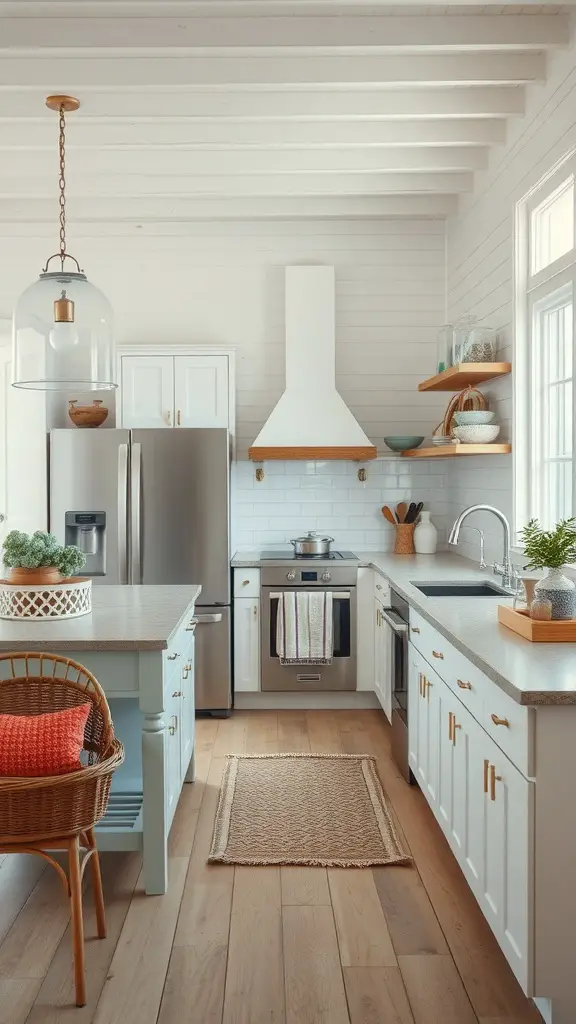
0 585 201 895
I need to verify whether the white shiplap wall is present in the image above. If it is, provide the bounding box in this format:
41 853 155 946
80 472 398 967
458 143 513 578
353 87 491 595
446 28 576 565
0 218 447 460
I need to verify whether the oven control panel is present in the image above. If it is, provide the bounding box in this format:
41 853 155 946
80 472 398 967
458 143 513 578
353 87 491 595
283 569 333 582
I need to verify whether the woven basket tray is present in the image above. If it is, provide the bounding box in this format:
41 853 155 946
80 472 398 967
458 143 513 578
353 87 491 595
0 578 92 620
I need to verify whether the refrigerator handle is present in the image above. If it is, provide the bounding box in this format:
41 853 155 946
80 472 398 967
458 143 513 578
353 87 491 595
131 442 142 585
117 443 129 585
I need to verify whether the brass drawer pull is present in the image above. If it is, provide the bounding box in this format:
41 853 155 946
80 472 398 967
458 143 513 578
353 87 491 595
167 653 179 661
411 626 420 634
457 679 472 690
483 758 489 794
490 714 510 728
490 763 502 801
242 579 250 586
432 650 444 660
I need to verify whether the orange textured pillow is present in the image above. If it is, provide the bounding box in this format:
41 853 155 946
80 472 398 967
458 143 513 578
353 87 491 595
0 703 91 778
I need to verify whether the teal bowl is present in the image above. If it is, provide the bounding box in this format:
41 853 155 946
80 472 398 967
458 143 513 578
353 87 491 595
383 435 425 452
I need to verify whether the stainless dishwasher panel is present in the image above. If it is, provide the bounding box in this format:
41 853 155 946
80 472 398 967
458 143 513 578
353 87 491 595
193 606 232 714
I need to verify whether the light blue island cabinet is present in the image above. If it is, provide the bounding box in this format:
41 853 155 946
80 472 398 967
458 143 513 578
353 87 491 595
0 584 201 895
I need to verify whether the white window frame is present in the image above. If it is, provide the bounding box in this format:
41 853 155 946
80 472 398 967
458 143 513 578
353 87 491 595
514 149 576 545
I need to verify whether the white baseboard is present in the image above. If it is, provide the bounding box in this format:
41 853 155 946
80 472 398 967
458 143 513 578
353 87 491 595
233 691 380 710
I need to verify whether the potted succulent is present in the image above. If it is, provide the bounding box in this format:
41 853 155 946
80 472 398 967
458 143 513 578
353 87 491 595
519 518 576 620
2 530 86 586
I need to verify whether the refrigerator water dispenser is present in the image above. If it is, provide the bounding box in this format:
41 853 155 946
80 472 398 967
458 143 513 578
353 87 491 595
65 512 106 576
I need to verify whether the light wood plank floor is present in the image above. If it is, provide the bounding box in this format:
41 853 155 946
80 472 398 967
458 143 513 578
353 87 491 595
0 710 543 1024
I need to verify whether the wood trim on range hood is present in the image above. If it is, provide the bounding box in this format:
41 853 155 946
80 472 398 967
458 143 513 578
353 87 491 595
249 266 377 462
249 445 377 461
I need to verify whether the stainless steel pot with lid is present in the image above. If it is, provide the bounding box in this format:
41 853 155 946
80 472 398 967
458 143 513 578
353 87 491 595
289 532 334 557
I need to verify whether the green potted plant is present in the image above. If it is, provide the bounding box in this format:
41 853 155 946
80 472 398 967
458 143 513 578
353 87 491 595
519 517 576 620
2 530 86 586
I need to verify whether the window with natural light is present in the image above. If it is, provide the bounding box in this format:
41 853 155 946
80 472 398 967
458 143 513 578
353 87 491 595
515 154 576 539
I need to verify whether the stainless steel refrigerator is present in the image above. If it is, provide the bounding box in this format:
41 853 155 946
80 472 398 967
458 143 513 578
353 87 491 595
49 428 231 714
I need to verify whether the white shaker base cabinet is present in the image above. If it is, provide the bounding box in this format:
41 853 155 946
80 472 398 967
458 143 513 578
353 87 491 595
373 598 393 722
233 596 260 692
408 644 532 994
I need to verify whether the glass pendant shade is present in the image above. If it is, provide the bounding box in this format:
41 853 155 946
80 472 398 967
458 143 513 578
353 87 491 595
12 269 116 391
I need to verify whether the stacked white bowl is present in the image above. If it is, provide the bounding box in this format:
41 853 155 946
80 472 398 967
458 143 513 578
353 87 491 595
452 410 500 444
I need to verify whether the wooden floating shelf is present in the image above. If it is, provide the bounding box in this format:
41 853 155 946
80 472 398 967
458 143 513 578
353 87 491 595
418 362 512 392
402 443 512 459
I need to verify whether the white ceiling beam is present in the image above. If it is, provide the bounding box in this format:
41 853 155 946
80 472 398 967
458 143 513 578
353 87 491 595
0 193 457 223
0 53 545 88
0 87 525 120
0 118 507 147
0 15 567 50
0 170 473 195
10 146 487 174
0 1 567 13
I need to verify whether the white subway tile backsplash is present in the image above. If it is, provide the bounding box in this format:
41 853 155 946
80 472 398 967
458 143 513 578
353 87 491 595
231 459 448 552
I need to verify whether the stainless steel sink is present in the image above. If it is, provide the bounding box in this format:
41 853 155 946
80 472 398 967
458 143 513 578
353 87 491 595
411 581 511 598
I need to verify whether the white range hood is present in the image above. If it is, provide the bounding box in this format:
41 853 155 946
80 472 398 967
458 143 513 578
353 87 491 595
249 266 376 461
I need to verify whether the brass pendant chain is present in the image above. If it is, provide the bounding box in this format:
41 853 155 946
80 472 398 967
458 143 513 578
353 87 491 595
58 105 67 270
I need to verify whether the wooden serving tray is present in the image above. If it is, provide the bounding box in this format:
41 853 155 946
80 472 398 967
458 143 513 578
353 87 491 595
498 604 576 642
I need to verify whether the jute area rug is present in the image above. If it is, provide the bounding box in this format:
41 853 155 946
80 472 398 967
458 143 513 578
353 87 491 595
208 753 410 868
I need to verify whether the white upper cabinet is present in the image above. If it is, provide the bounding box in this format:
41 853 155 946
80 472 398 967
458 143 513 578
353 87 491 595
119 350 233 433
121 355 173 428
174 354 229 428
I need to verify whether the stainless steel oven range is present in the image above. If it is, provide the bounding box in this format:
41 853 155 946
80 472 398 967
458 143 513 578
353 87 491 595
260 551 358 691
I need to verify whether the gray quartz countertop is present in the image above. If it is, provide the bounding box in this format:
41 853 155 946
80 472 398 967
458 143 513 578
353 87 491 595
0 585 202 651
231 549 576 705
359 551 576 706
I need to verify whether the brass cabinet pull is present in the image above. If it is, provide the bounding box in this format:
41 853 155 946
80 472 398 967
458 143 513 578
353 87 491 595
448 711 454 741
182 666 189 679
167 653 179 661
483 759 489 794
491 713 510 728
172 690 183 699
411 626 420 634
177 409 181 426
452 720 461 746
490 764 502 801
419 673 424 697
457 679 472 690
168 715 178 736
432 650 444 660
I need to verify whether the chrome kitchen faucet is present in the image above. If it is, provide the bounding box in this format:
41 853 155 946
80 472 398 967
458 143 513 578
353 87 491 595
449 504 522 593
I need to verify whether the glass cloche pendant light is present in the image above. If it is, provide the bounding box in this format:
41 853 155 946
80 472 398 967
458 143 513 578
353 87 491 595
12 96 116 391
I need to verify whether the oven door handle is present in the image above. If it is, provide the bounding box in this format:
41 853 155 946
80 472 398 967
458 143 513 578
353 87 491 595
379 608 409 635
269 591 350 600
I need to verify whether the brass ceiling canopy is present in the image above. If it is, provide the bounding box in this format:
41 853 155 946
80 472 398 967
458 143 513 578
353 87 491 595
45 95 80 113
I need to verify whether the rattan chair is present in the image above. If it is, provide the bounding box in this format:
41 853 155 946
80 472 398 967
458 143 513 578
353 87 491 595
0 652 124 1007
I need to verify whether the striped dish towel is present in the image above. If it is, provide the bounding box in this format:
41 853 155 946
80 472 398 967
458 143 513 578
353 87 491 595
277 591 333 665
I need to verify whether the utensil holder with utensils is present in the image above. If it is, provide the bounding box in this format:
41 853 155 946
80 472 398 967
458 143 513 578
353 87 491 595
393 523 416 555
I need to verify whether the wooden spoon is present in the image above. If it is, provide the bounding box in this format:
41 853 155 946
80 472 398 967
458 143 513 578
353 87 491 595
396 501 408 524
381 506 396 525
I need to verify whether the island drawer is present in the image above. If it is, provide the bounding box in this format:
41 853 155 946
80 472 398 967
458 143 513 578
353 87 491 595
409 608 534 777
234 568 260 598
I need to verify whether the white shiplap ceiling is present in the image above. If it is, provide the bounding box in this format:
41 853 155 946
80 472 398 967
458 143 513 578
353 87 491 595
0 0 574 228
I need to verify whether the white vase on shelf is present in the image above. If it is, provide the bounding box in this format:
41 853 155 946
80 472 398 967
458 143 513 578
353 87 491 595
414 511 438 554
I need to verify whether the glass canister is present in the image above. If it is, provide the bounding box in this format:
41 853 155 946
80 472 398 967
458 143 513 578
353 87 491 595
456 323 499 364
450 316 477 365
436 324 454 374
